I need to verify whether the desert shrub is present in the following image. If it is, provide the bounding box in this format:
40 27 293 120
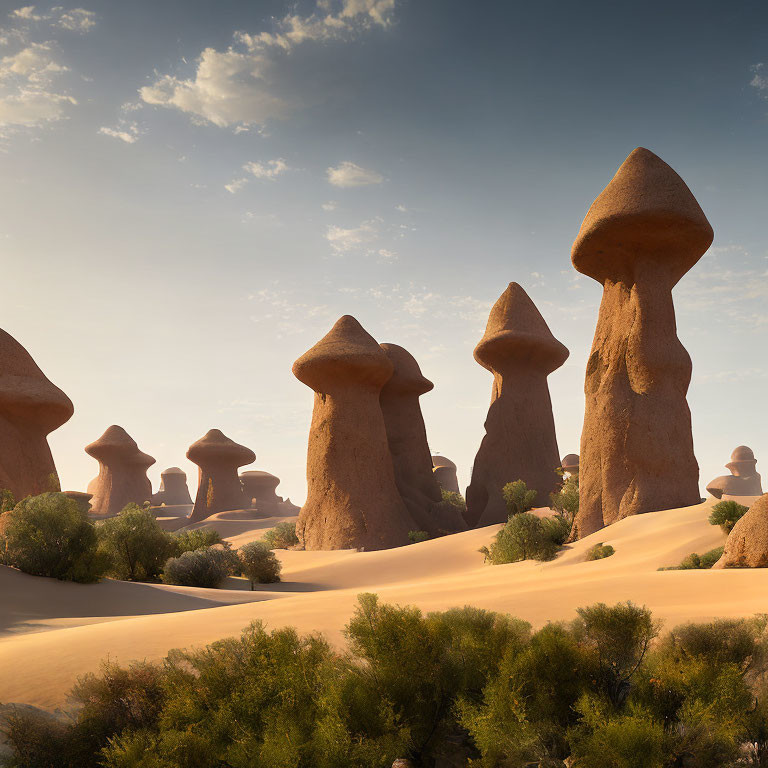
441 489 466 511
541 513 572 546
660 546 724 571
238 541 281 587
709 500 748 533
262 521 299 549
171 526 223 555
501 479 537 516
0 488 15 513
481 512 559 564
586 542 615 561
0 492 105 582
550 472 579 526
162 547 235 588
408 530 430 544
98 504 175 582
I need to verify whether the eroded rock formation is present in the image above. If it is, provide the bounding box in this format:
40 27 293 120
432 455 460 495
187 429 255 522
465 283 568 527
293 315 414 550
85 426 155 517
240 470 283 513
713 493 768 568
706 446 763 499
380 343 465 535
561 454 580 476
570 148 712 539
0 328 73 499
151 467 193 506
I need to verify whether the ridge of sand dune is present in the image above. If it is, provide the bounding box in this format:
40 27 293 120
177 512 299 548
4 499 767 712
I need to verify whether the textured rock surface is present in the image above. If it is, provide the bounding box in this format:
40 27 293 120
293 315 414 550
570 148 712 539
465 283 568 527
713 493 768 569
380 343 465 535
85 426 155 517
561 454 580 476
706 445 762 499
0 328 73 500
151 467 193 506
187 430 255 523
240 470 285 514
432 455 460 495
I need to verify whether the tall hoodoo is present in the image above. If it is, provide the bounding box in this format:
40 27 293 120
571 147 713 538
151 467 193 506
293 315 414 550
380 343 465 535
465 283 568 527
86 425 155 517
240 470 282 513
0 329 73 499
706 445 763 499
187 429 255 522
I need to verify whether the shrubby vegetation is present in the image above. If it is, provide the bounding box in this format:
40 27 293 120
171 526 224 556
162 547 237 588
5 597 768 767
479 512 560 564
709 500 749 533
440 489 466 512
262 521 299 549
586 542 615 561
408 530 430 544
660 546 724 571
238 540 281 588
550 469 579 533
502 479 537 516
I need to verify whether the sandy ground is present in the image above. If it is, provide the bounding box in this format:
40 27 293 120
2 498 767 712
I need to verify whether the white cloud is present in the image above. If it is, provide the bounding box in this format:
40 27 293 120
751 63 768 96
11 6 42 21
98 123 140 143
225 177 248 194
377 248 397 263
321 200 338 211
325 220 378 254
10 6 96 32
326 160 384 187
139 0 396 130
395 203 407 212
244 157 289 180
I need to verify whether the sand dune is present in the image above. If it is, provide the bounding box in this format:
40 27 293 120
3 498 767 711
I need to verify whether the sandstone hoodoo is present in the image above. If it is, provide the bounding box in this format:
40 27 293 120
465 282 568 528
570 148 713 539
713 493 768 569
186 429 255 523
706 446 763 499
151 467 193 506
432 455 460 495
293 315 414 550
380 343 465 535
561 454 580 476
85 425 155 517
240 470 283 514
0 328 74 500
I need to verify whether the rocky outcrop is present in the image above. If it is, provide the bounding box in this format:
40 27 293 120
713 493 768 568
293 315 414 550
706 446 762 499
465 283 568 527
151 467 193 506
570 148 712 539
240 470 285 514
380 343 465 535
0 328 73 499
561 454 579 477
187 430 255 522
432 455 460 495
85 426 155 517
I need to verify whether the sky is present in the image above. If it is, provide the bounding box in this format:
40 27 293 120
1 0 767 505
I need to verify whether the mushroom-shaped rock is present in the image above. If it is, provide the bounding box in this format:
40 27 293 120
151 467 193 506
380 343 465 535
85 426 155 517
0 328 74 499
187 430 255 522
712 493 768 569
240 470 282 513
561 454 580 476
432 455 460 495
706 445 763 499
293 315 414 550
465 283 568 527
570 148 712 539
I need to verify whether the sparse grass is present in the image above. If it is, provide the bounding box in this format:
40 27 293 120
585 543 614 561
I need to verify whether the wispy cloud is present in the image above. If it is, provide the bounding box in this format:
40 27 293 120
10 6 96 32
751 63 768 97
325 219 379 254
244 158 289 180
326 160 384 187
98 122 141 143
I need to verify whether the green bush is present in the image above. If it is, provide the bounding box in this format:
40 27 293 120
162 547 236 588
550 472 579 527
0 488 15 513
586 543 615 561
262 521 299 549
238 541 281 587
408 530 430 544
659 546 724 571
0 493 105 582
480 512 559 564
541 513 572 546
171 526 223 555
501 479 537 516
709 500 748 533
98 504 175 582
440 489 466 512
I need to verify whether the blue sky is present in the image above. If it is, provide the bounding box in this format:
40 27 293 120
1 0 767 503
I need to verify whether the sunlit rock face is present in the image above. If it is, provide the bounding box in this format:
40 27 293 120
151 467 193 506
706 446 763 499
713 494 768 569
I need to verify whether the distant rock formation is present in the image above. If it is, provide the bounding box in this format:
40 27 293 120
713 493 768 568
0 328 74 500
293 315 413 550
465 283 568 527
432 455 460 495
561 454 579 476
187 429 255 523
151 467 193 506
380 343 465 535
239 470 298 516
706 446 763 499
85 426 155 517
63 491 92 515
570 148 712 539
